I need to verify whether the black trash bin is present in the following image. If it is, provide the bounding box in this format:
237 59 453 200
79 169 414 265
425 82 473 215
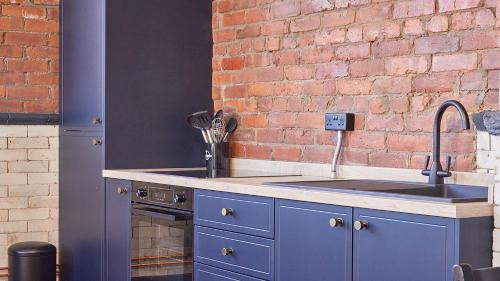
8 242 56 281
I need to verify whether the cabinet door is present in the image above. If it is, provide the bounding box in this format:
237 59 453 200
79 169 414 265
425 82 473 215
353 209 455 281
61 0 104 128
105 179 131 281
60 133 104 281
195 263 265 281
276 200 352 281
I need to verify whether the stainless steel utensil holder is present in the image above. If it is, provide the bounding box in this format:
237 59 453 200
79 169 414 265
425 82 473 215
205 142 229 178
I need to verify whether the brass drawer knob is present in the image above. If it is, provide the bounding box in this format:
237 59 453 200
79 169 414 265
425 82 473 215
221 247 233 256
116 187 128 194
354 220 368 231
221 208 233 216
92 117 102 125
91 139 102 146
329 218 343 228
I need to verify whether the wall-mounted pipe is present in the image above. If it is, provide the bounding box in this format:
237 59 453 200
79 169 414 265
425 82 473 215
331 130 343 178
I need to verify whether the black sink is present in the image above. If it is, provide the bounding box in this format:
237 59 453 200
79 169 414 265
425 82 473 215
266 180 488 203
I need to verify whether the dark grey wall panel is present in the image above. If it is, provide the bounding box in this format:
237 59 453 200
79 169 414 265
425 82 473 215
105 0 213 169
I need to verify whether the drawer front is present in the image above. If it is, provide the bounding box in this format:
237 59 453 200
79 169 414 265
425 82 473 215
194 190 274 238
195 226 274 280
195 263 265 281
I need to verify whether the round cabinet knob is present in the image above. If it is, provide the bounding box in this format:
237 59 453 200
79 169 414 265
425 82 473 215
91 139 102 146
92 117 102 125
329 218 344 228
354 220 368 231
221 208 233 217
221 247 233 256
116 187 128 194
174 193 187 203
136 189 147 198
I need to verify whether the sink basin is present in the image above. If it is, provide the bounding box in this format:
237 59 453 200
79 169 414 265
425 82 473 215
266 180 488 203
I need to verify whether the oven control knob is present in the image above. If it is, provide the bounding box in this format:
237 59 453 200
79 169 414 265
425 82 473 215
136 189 147 198
174 193 187 203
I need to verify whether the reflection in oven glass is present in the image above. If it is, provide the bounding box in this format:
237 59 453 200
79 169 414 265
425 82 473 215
131 213 193 280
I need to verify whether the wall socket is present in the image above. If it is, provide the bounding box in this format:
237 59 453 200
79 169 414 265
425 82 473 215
325 113 355 131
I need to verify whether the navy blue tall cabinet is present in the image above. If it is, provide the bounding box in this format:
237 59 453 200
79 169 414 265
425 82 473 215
60 1 213 280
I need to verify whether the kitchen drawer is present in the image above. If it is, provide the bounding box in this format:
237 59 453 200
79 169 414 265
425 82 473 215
195 263 265 281
195 226 274 280
194 190 274 238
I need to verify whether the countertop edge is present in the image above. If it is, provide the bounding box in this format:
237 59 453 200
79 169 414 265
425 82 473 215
102 169 494 219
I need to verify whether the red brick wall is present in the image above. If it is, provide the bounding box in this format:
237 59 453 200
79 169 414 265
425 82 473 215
0 0 59 113
212 0 499 171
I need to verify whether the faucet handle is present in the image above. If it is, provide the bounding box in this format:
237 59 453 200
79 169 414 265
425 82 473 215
445 156 452 172
421 155 431 176
424 155 430 170
437 156 452 178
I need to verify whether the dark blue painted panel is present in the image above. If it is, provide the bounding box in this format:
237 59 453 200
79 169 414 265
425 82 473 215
275 200 352 281
195 226 274 280
353 208 455 281
195 263 265 281
105 179 131 281
61 0 104 128
194 190 275 238
455 217 493 268
60 134 104 281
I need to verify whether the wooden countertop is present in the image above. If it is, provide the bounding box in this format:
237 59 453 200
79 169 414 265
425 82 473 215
103 168 493 219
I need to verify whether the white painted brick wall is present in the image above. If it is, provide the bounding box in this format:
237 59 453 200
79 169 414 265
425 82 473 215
0 125 58 267
492 135 500 266
477 132 497 174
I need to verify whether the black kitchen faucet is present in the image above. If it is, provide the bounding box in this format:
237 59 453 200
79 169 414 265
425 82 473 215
422 100 471 185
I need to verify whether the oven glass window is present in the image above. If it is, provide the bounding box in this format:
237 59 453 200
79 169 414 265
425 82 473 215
131 212 193 281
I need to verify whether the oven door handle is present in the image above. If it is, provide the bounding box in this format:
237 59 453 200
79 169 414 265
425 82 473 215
131 204 193 221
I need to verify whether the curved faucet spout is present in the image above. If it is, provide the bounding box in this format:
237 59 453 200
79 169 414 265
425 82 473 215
424 100 470 185
432 100 470 163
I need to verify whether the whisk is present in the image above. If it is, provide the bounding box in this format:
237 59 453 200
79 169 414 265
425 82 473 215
210 118 226 144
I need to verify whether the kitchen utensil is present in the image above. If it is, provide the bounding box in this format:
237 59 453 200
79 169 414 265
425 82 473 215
210 117 226 144
223 118 238 141
214 109 223 120
187 111 213 143
187 114 208 143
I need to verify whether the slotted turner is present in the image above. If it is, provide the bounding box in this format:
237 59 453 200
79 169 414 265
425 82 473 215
187 111 213 143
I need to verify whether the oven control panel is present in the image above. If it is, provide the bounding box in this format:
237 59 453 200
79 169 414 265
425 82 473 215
132 181 193 211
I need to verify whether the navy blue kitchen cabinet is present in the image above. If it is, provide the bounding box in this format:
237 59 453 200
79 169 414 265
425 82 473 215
61 0 212 279
61 0 103 128
353 208 492 281
95 187 491 281
275 200 352 281
195 263 266 281
105 179 131 281
274 201 492 281
60 133 105 281
195 226 274 280
194 190 275 238
194 190 276 280
353 208 454 281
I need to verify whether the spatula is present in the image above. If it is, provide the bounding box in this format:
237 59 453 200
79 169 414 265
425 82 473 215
187 111 213 143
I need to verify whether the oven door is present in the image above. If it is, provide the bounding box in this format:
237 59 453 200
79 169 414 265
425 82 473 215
131 203 193 281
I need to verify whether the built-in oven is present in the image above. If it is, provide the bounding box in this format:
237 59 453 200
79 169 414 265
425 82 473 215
131 181 194 281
